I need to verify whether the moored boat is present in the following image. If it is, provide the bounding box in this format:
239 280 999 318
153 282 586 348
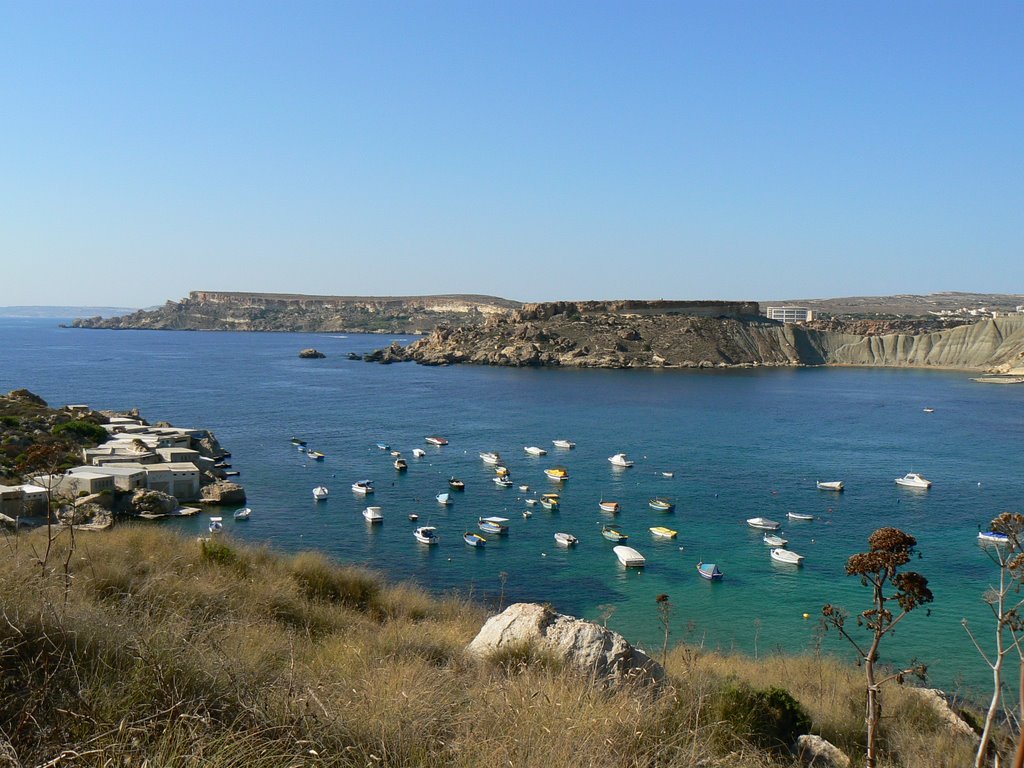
602 526 628 543
524 446 547 456
979 530 1010 544
540 493 560 509
493 476 513 487
816 480 844 492
648 498 675 512
234 507 251 520
479 451 501 464
394 458 408 471
762 532 788 547
390 450 401 457
307 450 325 461
376 443 390 451
436 492 452 505
290 438 307 446
524 498 538 506
313 485 329 501
895 472 932 489
494 465 510 477
787 511 814 521
351 480 374 495
661 471 674 478
649 526 677 539
425 436 449 446
614 545 645 567
412 448 427 458
608 452 634 467
362 506 384 523
599 500 621 513
696 562 723 580
554 532 578 547
478 516 509 535
552 439 576 449
518 484 530 492
770 548 804 565
414 526 438 544
746 516 781 530
208 516 223 533
464 532 486 547
544 467 569 481
448 477 465 490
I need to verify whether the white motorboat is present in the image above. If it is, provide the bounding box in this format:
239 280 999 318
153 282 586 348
524 498 538 506
816 480 844 492
479 451 501 464
770 548 804 565
208 516 223 533
762 533 788 547
895 472 932 489
747 517 781 531
599 500 621 513
552 439 576 449
979 531 1010 545
233 507 251 520
412 448 427 458
436 492 452 505
608 452 634 468
518 484 530 492
478 516 510 534
661 471 674 478
524 446 547 456
313 485 329 501
362 506 383 523
351 480 374 495
493 476 513 487
414 526 438 545
613 545 645 567
522 510 532 518
788 512 814 521
394 458 408 471
554 532 578 547
425 436 449 446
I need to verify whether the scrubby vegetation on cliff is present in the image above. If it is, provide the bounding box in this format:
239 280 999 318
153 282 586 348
0 525 987 767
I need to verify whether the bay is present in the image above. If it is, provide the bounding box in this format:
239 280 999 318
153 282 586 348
3 317 1023 700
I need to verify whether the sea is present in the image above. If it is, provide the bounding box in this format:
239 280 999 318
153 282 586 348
3 317 1023 700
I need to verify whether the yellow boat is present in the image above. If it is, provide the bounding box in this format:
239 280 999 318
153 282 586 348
649 526 678 539
540 493 561 509
544 467 569 481
495 465 510 477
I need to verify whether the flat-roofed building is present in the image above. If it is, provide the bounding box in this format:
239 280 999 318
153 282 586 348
156 447 200 464
164 462 201 501
82 465 147 492
42 470 116 497
766 306 814 323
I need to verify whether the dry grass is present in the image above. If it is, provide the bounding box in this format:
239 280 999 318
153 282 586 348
0 525 993 767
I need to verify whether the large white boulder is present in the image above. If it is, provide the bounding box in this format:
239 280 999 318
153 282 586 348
796 734 851 767
466 603 664 686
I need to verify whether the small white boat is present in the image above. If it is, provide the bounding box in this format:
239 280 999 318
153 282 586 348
464 532 486 547
412 448 427 458
362 506 383 523
524 446 547 456
540 493 560 509
233 507 251 520
313 485 329 501
394 458 408 471
425 436 449 446
376 443 390 451
390 450 401 457
816 480 844 492
518 484 530 492
436 492 452 505
478 516 509 534
524 498 538 506
552 439 576 449
614 545 645 567
544 467 569 481
787 512 814 521
649 498 675 512
414 526 438 545
479 451 501 464
747 517 781 531
306 450 325 461
608 453 634 468
763 533 788 547
408 513 419 521
208 516 223 533
493 476 513 487
770 548 804 565
554 532 578 547
896 472 932 489
923 407 935 413
599 500 621 513
602 526 628 542
351 480 374 495
522 510 532 518
448 478 465 490
979 531 1010 545
661 471 674 478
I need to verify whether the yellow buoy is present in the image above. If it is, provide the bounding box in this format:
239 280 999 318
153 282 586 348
803 613 810 619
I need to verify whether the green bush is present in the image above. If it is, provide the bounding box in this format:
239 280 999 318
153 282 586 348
0 415 19 427
717 682 812 751
52 419 108 443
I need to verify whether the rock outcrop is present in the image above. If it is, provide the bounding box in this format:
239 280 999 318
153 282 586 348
796 734 851 767
908 688 980 743
129 489 179 516
466 602 664 687
298 348 326 359
200 480 246 505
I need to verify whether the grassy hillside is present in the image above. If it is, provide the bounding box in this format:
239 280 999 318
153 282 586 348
0 526 987 767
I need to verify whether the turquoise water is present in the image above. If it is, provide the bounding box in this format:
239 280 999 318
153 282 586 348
3 318 1023 699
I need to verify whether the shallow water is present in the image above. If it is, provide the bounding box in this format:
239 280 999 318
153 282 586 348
3 317 1023 698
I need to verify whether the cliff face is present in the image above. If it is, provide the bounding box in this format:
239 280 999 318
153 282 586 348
71 291 522 333
368 304 1024 373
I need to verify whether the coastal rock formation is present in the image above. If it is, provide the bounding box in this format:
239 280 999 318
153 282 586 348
466 602 664 687
369 304 1024 372
908 688 980 743
796 734 851 767
298 348 326 358
130 489 179 516
200 480 246 505
72 291 521 334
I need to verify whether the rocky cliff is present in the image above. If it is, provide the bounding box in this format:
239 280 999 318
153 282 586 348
367 303 1024 372
71 291 522 333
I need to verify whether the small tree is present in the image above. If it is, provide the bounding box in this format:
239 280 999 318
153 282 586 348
964 512 1024 768
822 527 933 768
656 593 672 667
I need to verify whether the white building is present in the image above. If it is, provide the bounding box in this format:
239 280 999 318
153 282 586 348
766 306 814 323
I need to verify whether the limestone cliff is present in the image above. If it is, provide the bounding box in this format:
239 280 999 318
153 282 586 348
367 303 1024 372
71 291 522 333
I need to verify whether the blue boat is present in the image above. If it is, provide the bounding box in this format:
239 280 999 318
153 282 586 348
697 562 723 581
478 516 509 535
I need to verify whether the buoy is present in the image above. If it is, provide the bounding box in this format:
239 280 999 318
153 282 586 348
803 613 810 619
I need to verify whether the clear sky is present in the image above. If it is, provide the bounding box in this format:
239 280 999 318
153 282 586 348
1 1 1021 307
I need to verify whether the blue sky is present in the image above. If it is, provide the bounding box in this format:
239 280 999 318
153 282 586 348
1 1 1021 307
